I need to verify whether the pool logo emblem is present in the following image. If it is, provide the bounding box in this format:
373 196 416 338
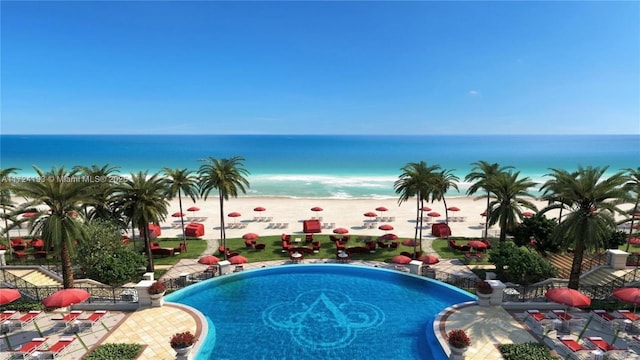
262 290 385 350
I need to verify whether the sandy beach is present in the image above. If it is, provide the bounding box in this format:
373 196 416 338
154 195 563 240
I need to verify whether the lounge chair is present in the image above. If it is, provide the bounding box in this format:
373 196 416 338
524 310 553 333
77 310 108 331
556 336 593 360
14 310 43 330
616 309 640 323
585 336 623 352
10 337 48 359
0 310 19 321
42 336 76 358
591 310 625 329
52 310 84 330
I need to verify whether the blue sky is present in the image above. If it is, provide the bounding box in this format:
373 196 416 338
1 1 638 135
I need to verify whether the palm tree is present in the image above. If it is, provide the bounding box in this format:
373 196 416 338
0 168 19 245
540 166 628 289
487 171 537 242
465 161 513 240
198 156 250 259
623 167 640 252
114 171 169 272
73 164 121 223
12 167 98 288
394 161 440 254
431 169 460 224
539 168 573 224
163 168 198 251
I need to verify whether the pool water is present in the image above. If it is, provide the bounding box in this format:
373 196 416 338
166 265 474 360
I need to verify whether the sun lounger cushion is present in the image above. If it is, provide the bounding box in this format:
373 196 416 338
558 336 583 352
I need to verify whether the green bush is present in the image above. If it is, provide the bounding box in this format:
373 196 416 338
0 300 45 313
498 342 556 360
84 343 142 360
488 242 557 285
77 220 147 286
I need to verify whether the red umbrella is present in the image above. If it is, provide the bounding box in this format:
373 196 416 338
242 233 259 240
480 211 488 217
311 207 323 212
42 289 91 308
427 212 440 218
467 240 488 251
522 211 535 218
228 212 241 218
364 212 377 218
198 255 220 265
418 254 440 265
545 288 591 308
229 255 248 264
378 224 394 231
613 288 640 306
447 206 460 212
379 233 398 241
187 206 200 212
0 289 21 305
401 239 419 247
376 206 388 212
333 227 349 234
253 207 266 212
172 212 185 218
22 212 37 219
421 206 432 212
392 255 412 264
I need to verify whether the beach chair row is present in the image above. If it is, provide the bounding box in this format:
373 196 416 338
267 223 289 229
322 222 336 229
363 222 378 229
449 216 467 222
227 222 247 229
376 216 395 222
253 216 274 222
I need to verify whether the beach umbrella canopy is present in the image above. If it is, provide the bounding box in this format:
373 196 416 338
42 289 91 308
391 255 412 264
187 206 200 212
427 212 441 218
447 206 460 212
363 212 377 218
311 207 323 212
522 211 535 218
630 237 640 245
229 255 248 264
612 288 640 306
401 239 419 247
467 240 488 250
228 212 241 218
545 288 591 308
375 206 388 212
421 206 432 212
172 212 185 218
22 212 37 219
253 207 266 212
418 254 440 265
0 289 21 305
198 255 220 265
480 211 488 217
379 233 398 241
333 227 349 234
378 224 394 231
242 233 259 240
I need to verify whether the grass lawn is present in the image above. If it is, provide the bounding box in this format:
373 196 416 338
432 238 491 265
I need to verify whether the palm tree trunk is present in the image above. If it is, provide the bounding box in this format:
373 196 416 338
414 196 419 241
499 205 508 242
442 197 449 226
142 225 154 272
178 189 186 251
2 207 9 246
484 193 490 240
218 192 226 259
60 239 75 288
568 240 586 290
625 199 639 252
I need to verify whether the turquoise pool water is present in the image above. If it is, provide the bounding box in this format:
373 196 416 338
166 265 474 360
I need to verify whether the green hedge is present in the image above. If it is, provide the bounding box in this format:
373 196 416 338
498 343 557 360
84 343 142 360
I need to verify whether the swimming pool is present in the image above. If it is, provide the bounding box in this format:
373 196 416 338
166 264 475 360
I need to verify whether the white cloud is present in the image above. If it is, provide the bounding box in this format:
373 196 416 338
468 90 480 96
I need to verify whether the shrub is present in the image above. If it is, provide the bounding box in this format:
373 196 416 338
488 242 557 285
447 329 471 348
85 343 142 360
170 331 196 348
148 281 166 295
498 342 556 360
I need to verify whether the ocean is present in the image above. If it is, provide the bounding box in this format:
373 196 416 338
1 134 638 199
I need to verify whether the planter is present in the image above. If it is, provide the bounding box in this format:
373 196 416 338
149 292 165 307
476 292 491 307
449 345 468 360
173 345 193 359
